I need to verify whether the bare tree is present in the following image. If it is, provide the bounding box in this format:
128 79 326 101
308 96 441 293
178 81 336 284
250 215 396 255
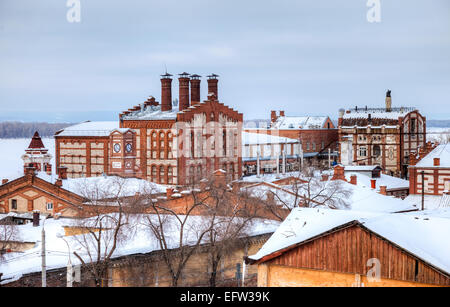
246 164 352 221
199 176 260 287
0 221 20 261
69 177 138 287
140 189 215 287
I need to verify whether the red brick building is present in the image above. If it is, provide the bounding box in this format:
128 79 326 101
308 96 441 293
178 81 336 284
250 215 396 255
409 143 450 195
55 73 243 186
245 111 338 164
338 90 426 178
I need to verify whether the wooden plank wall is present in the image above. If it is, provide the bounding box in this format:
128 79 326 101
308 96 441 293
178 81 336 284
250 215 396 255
269 225 450 286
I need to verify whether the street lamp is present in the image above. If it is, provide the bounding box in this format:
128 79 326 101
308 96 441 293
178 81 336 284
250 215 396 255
41 214 50 287
56 233 73 287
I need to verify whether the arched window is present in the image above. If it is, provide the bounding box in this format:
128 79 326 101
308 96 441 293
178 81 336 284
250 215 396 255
191 131 195 158
151 131 157 159
373 145 381 157
159 165 165 184
168 166 173 184
159 132 165 159
222 129 227 157
197 165 202 180
151 166 157 182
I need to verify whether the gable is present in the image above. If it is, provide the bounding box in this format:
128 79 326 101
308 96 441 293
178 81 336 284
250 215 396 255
265 223 450 286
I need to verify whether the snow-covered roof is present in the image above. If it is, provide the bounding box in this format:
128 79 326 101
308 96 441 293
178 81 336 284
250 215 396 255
241 171 414 213
405 194 450 210
414 143 450 168
55 121 130 137
271 116 329 130
242 132 299 145
279 178 415 213
344 172 410 191
344 165 381 172
61 176 167 198
121 104 179 121
0 214 280 284
342 107 415 120
249 208 450 275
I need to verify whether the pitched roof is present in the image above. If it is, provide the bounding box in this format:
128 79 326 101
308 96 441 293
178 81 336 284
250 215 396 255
271 116 330 130
415 143 450 168
249 208 450 275
55 121 130 137
27 131 46 149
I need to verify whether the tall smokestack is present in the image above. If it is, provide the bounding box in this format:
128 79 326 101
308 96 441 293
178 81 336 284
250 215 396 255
385 89 392 112
179 72 190 111
190 74 201 105
161 73 173 112
207 74 219 99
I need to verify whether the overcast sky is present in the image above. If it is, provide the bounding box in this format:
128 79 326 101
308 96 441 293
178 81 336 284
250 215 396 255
0 0 449 123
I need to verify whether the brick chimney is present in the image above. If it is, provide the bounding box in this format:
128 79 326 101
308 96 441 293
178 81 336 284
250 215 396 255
57 166 68 180
166 188 174 199
271 110 277 123
385 89 392 112
1 179 8 185
434 158 440 167
212 169 227 188
350 175 357 185
207 74 219 99
190 74 201 105
55 178 63 187
178 72 190 111
331 165 346 181
371 179 376 189
279 110 285 117
25 165 36 176
379 185 387 196
161 73 173 112
33 210 40 227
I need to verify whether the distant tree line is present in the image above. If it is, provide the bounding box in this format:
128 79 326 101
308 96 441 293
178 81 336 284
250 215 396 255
0 122 73 138
427 120 450 128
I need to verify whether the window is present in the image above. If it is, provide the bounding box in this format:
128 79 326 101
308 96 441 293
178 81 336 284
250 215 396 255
223 129 227 156
152 166 157 182
373 145 381 157
411 119 416 133
191 131 195 158
159 166 165 184
168 166 173 184
359 147 367 157
11 199 17 210
46 202 53 210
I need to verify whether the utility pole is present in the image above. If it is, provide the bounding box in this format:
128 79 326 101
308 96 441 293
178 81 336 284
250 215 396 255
421 171 425 211
256 150 260 178
276 151 280 179
328 148 331 169
41 226 46 287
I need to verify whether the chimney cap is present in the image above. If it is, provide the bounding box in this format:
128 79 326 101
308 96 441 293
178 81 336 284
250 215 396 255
161 72 173 78
178 72 190 78
386 89 391 97
190 74 201 79
207 73 219 79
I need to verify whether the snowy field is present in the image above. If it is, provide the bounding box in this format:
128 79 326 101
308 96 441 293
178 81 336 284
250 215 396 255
0 137 55 180
428 127 450 143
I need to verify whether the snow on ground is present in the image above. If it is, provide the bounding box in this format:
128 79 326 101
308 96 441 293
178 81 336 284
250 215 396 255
0 138 55 180
427 127 450 143
248 207 450 275
0 214 280 284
